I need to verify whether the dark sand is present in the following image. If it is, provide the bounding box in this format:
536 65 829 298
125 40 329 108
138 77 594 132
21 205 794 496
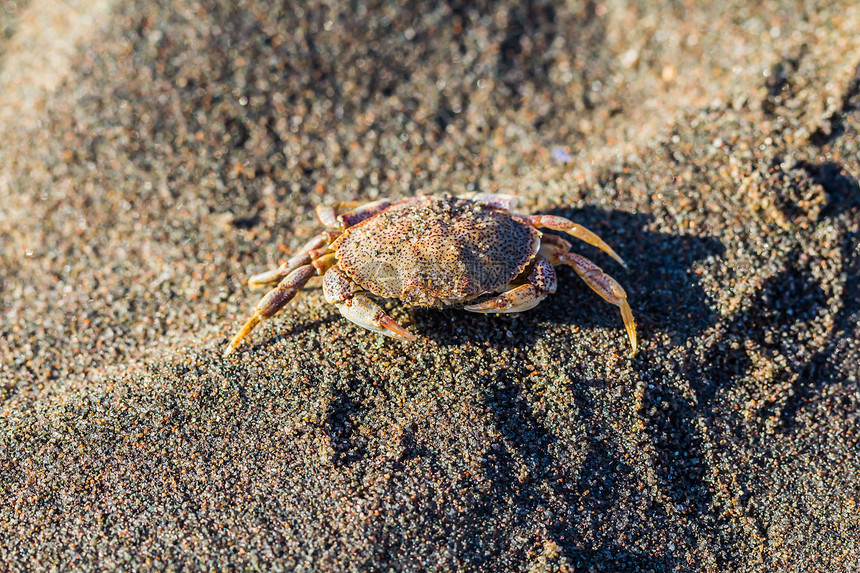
2 1 859 571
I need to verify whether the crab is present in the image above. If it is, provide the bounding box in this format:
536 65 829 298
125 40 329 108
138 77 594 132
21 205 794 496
224 193 637 356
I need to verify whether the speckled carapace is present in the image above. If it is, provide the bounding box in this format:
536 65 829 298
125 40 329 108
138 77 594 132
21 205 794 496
332 196 539 307
224 193 637 356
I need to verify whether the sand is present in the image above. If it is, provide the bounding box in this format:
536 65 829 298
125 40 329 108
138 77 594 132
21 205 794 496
1 0 859 571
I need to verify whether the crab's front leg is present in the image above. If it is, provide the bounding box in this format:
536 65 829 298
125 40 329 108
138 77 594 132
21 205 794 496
464 256 557 313
323 266 416 340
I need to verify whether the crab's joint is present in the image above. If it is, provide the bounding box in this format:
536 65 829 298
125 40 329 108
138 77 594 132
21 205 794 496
315 204 341 228
311 252 337 274
248 255 310 289
248 233 332 290
256 270 312 319
316 199 393 229
338 199 393 228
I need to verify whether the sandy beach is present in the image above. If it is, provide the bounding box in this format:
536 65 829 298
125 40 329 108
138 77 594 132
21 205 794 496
1 1 859 570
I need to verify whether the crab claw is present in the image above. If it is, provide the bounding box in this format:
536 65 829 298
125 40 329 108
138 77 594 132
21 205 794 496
335 297 417 340
323 265 416 340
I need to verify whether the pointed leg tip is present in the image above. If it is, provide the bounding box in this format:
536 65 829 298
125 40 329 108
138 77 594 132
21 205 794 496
610 252 628 269
223 315 261 357
618 300 637 356
248 276 270 289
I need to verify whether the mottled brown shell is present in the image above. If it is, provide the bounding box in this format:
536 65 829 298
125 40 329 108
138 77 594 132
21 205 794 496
331 195 540 306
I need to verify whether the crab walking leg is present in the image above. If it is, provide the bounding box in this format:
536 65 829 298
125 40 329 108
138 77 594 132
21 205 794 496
560 252 637 355
323 266 416 340
247 233 331 289
464 256 558 313
249 254 310 289
519 215 627 269
225 265 315 355
225 256 338 355
316 198 392 229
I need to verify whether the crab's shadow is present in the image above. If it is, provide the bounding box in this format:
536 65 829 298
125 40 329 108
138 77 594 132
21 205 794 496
415 206 724 349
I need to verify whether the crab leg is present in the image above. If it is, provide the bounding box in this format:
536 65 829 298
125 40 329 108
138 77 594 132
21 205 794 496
559 252 637 355
323 266 416 340
248 233 332 289
518 214 627 269
225 255 338 356
315 198 393 229
464 256 557 313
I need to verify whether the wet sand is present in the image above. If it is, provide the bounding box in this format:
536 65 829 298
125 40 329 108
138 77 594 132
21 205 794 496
1 1 859 571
